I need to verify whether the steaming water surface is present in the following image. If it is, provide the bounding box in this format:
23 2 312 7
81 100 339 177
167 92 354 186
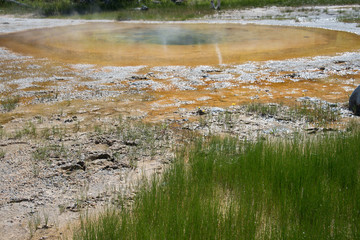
1 23 360 66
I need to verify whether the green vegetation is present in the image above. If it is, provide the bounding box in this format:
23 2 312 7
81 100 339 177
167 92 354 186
338 16 360 23
292 101 340 124
1 0 360 19
245 101 340 126
0 150 5 159
13 121 37 139
74 125 360 240
32 144 68 162
1 95 20 112
246 102 280 116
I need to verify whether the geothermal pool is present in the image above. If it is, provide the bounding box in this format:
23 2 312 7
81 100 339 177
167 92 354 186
0 21 360 124
1 23 360 66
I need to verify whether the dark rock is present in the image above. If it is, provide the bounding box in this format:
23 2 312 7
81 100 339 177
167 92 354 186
102 165 119 170
94 137 115 146
9 197 34 203
141 5 148 10
284 73 297 78
88 152 112 161
61 163 85 171
306 127 319 134
349 85 360 116
128 75 148 80
334 60 346 64
124 140 138 146
77 161 86 169
197 108 206 115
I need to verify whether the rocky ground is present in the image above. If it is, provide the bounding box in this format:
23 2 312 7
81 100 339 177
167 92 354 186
0 5 360 240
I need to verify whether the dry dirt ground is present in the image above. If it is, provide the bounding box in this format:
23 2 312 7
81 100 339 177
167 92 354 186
0 5 360 240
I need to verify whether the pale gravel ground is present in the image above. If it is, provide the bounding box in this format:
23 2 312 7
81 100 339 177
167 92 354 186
0 5 360 240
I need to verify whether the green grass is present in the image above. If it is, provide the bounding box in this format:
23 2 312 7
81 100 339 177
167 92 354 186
338 16 360 23
74 127 360 239
291 101 340 125
13 121 37 139
2 0 360 19
116 6 214 21
244 102 340 126
0 150 5 159
246 102 280 117
1 95 20 112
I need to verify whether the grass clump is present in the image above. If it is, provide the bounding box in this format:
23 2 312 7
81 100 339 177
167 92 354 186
1 95 20 112
244 101 340 126
33 144 68 162
338 16 360 23
0 150 5 159
291 101 340 125
75 129 360 239
13 121 37 139
246 102 279 116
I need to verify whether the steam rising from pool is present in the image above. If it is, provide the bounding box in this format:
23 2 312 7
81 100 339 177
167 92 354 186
101 26 222 45
0 23 359 66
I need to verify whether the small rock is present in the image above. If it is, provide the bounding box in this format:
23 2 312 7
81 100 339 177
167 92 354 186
88 152 113 161
61 163 85 171
197 108 206 115
124 140 138 146
9 197 34 203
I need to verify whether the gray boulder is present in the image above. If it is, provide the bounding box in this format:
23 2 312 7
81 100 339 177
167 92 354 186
349 85 360 116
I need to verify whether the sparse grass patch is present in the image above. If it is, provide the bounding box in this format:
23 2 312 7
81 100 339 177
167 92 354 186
291 101 340 125
0 128 5 139
13 121 37 139
338 16 360 23
33 144 68 162
0 150 5 159
1 95 20 112
245 102 279 116
243 101 340 126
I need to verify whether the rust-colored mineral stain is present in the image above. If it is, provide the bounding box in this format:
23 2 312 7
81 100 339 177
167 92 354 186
1 23 360 66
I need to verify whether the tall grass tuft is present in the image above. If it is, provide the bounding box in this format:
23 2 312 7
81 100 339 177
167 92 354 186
75 130 360 239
